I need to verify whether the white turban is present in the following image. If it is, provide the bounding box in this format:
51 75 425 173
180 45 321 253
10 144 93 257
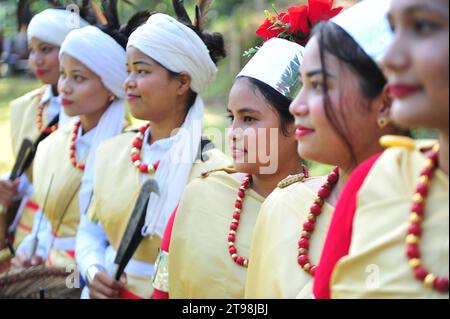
126 14 221 238
59 26 128 218
27 8 89 47
59 26 127 99
127 13 217 94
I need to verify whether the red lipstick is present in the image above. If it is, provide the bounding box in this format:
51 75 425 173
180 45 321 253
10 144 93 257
388 84 422 99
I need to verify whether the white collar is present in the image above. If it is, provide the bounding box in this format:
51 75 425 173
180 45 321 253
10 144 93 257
40 85 57 106
142 127 178 152
76 124 97 147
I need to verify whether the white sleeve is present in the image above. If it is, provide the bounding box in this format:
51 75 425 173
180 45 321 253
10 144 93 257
16 209 52 259
76 214 109 280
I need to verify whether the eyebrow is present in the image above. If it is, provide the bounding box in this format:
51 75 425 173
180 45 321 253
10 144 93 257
227 108 262 115
306 69 335 78
132 61 152 66
38 42 52 48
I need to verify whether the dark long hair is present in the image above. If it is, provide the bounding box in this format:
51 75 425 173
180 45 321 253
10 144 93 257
314 21 388 165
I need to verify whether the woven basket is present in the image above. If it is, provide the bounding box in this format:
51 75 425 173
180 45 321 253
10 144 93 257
0 265 82 299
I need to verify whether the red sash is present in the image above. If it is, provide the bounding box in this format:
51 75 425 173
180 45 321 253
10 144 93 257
313 153 382 299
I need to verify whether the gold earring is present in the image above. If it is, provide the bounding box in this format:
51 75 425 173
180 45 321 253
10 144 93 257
109 95 115 103
378 117 388 129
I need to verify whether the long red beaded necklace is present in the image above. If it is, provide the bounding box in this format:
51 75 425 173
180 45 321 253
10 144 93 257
297 167 340 277
406 144 448 293
228 174 253 268
37 93 58 134
131 123 160 174
69 120 85 171
228 167 310 268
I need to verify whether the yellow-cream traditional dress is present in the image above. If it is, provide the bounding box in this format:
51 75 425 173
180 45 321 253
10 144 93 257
9 85 59 248
30 122 87 267
245 176 334 299
168 171 265 299
86 133 231 299
330 143 449 299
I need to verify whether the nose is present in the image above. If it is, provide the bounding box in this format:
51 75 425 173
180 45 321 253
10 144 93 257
124 73 137 92
227 120 245 145
34 52 45 67
382 29 410 76
58 76 72 96
289 88 309 117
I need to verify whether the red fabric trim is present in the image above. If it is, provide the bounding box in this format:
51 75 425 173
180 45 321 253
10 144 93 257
152 205 178 300
65 250 75 260
25 200 40 212
47 250 75 267
18 223 33 233
313 153 382 299
119 289 143 299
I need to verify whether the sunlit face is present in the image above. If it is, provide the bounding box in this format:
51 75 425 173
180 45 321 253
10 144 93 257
227 77 298 175
290 37 382 169
124 47 182 122
383 0 449 131
58 54 111 118
28 37 60 85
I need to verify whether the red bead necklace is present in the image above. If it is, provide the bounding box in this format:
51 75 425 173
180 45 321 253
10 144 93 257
131 123 160 174
37 93 58 134
297 167 339 276
228 174 252 268
69 120 85 171
406 145 448 293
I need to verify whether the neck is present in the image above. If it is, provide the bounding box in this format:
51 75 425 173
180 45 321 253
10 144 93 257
251 159 304 198
148 107 187 144
439 130 449 176
80 109 107 134
80 116 98 134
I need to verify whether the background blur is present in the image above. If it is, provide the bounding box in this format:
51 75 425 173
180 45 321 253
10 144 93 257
2 0 432 178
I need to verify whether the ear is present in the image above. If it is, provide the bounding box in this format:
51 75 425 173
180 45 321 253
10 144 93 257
176 72 192 96
373 84 393 118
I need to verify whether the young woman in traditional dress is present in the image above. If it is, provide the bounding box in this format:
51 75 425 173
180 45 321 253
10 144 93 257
77 6 230 299
10 7 137 271
152 37 307 299
0 7 90 258
314 0 449 299
245 0 406 299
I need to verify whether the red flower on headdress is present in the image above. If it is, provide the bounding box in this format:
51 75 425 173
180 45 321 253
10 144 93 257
255 0 343 47
308 0 343 26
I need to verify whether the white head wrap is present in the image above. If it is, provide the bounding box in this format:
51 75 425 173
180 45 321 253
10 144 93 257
58 25 128 217
332 0 393 62
127 13 219 238
27 8 89 46
60 25 127 99
127 13 217 94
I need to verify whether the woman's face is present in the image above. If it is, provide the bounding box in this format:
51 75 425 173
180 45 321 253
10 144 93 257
124 47 184 122
227 77 298 175
29 37 60 85
290 36 383 169
58 54 112 119
383 0 449 131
